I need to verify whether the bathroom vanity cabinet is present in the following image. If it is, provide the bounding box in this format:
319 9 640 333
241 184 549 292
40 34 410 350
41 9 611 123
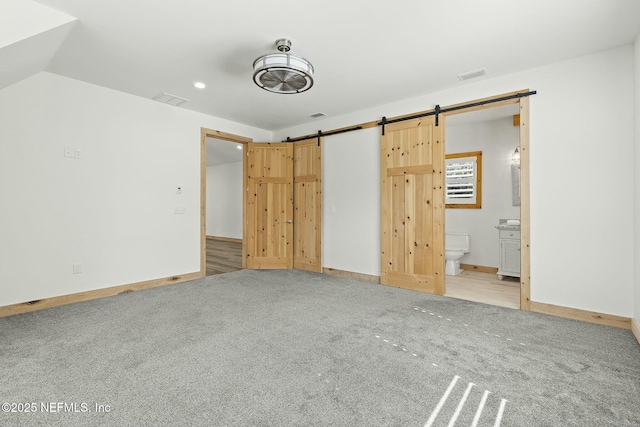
496 227 521 280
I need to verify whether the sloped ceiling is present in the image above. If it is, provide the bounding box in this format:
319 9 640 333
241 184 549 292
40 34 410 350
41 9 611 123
0 0 76 90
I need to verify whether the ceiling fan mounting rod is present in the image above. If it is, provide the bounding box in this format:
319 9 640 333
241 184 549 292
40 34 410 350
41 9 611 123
275 38 291 52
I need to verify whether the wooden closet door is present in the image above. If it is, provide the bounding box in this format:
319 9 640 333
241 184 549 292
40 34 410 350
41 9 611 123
293 138 322 272
245 143 293 269
380 117 445 294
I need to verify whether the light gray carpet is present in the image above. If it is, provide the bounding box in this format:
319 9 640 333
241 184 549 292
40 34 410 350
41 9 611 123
1 269 639 426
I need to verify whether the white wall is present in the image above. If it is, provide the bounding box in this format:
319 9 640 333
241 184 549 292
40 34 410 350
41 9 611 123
446 118 520 268
0 72 271 307
206 162 243 239
634 33 640 326
322 128 380 276
275 45 635 317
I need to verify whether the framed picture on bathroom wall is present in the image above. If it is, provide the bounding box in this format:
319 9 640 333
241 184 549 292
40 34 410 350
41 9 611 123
445 151 482 209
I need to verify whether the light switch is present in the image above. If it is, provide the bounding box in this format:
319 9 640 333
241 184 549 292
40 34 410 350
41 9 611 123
330 205 336 214
176 186 182 194
64 147 73 158
74 148 82 159
73 263 82 274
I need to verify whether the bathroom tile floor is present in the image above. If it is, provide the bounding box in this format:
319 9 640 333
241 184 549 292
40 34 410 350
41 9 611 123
445 270 520 309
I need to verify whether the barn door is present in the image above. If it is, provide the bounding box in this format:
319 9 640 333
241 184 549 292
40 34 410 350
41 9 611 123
293 138 322 272
246 143 294 269
380 116 445 294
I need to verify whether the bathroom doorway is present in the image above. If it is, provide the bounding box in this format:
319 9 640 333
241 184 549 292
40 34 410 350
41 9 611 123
443 104 522 309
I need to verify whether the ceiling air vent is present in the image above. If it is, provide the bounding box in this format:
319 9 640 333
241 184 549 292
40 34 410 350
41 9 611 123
152 92 190 106
457 68 487 81
309 112 327 118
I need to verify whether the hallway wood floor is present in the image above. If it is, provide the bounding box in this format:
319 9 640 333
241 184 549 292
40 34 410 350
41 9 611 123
206 237 242 276
445 270 520 309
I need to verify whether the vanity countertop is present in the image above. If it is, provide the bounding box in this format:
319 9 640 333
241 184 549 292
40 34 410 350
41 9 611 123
496 219 520 231
495 224 520 231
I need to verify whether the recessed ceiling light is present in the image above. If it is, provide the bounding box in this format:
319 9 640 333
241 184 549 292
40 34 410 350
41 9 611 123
193 82 206 89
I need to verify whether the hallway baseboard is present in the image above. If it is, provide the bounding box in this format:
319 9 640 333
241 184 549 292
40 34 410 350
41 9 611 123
206 235 242 243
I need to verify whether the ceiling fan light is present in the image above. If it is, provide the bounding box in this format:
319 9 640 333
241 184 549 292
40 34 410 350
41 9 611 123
253 40 314 94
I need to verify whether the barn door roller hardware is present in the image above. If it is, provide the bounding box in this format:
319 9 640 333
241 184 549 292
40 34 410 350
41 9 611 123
284 90 536 140
378 90 537 132
284 125 363 144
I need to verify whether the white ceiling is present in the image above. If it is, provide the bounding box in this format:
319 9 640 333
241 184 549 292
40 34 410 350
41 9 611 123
15 1 640 130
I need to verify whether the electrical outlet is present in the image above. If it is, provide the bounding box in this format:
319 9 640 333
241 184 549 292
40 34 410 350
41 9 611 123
73 263 82 274
174 206 185 214
74 148 82 159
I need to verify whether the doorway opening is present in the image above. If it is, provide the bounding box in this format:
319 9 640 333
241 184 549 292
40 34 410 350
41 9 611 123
378 90 531 310
443 103 524 309
200 128 251 277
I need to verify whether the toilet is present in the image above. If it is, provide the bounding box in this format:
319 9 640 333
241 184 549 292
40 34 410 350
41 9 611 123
445 232 470 276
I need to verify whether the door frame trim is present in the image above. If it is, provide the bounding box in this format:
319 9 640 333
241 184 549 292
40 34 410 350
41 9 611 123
200 128 253 276
440 90 531 310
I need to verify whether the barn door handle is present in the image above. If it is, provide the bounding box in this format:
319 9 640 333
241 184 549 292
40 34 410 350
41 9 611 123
287 220 292 224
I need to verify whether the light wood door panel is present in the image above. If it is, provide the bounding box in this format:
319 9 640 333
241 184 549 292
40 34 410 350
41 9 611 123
293 138 322 272
380 117 445 294
246 143 293 269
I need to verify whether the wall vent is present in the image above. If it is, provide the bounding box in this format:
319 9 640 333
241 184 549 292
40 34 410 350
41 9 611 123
309 112 327 118
152 92 190 106
457 68 487 81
